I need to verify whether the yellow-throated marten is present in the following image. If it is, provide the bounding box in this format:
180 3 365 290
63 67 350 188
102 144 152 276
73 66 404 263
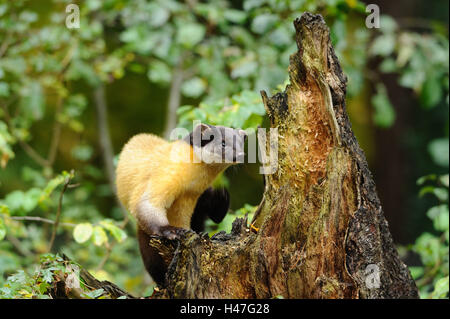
116 123 247 285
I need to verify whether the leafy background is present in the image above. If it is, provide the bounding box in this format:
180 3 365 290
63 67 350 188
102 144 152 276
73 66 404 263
0 0 448 298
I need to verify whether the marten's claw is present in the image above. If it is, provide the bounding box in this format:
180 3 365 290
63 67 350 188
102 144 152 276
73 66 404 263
159 225 186 240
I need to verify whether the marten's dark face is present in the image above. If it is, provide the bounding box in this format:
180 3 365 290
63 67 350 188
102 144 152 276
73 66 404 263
188 124 247 164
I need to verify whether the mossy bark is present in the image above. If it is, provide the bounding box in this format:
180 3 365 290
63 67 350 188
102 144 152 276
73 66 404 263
149 12 418 299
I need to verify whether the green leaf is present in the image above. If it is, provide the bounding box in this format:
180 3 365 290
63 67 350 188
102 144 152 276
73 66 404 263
379 58 397 73
432 188 449 202
431 276 449 299
428 138 449 167
223 9 247 24
419 185 436 198
268 26 292 47
371 84 396 128
427 205 449 232
231 59 257 79
409 266 424 280
40 268 55 284
417 174 437 186
4 188 41 215
147 61 171 86
0 217 6 241
92 226 108 246
420 76 443 109
99 220 127 243
147 3 170 28
20 81 45 120
370 34 395 57
439 175 449 188
181 77 206 98
71 144 93 161
243 0 267 11
0 120 15 167
82 288 104 299
177 23 205 48
0 82 10 97
73 223 93 243
379 15 398 34
251 14 278 34
38 174 66 204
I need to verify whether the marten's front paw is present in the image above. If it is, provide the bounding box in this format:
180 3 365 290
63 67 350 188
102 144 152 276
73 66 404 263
158 225 186 240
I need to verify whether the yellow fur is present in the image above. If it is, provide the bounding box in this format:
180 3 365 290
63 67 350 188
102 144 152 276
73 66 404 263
116 133 229 229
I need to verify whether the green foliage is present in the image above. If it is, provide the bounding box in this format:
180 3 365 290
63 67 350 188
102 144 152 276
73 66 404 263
0 254 67 299
115 0 370 104
409 174 449 298
371 83 396 128
177 90 266 130
370 15 449 128
206 204 257 236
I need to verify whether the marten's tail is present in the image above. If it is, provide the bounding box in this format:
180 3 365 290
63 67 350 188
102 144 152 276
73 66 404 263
190 187 230 232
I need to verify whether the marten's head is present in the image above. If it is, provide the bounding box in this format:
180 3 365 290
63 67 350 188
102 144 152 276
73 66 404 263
184 123 247 165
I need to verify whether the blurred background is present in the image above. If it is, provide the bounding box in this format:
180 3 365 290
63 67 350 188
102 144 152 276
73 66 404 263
0 0 448 298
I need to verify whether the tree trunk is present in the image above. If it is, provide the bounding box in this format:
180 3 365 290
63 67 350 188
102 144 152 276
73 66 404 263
47 12 419 299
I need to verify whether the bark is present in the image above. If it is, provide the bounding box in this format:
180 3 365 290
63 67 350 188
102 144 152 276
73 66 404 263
94 84 116 192
94 84 129 223
163 56 184 139
46 12 419 299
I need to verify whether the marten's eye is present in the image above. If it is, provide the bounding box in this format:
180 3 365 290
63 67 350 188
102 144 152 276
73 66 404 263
222 140 226 148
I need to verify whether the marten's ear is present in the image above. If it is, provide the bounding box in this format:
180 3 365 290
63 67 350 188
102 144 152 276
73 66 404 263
198 124 215 147
198 123 210 133
184 123 214 147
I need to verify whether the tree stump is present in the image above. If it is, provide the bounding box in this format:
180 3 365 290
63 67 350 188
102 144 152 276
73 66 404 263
149 12 419 299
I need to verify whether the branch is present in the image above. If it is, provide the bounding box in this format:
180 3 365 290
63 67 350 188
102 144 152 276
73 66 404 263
5 215 76 228
47 96 63 166
163 55 185 139
48 171 74 252
93 84 129 226
1 100 51 168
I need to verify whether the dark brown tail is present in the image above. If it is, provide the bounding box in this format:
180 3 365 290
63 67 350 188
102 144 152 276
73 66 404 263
190 187 230 232
137 227 167 287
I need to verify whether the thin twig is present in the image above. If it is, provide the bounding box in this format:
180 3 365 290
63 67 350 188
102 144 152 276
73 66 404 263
163 54 185 139
5 215 76 228
96 242 113 270
48 171 74 252
6 233 33 258
1 102 51 168
93 85 129 227
0 32 12 58
47 95 63 166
